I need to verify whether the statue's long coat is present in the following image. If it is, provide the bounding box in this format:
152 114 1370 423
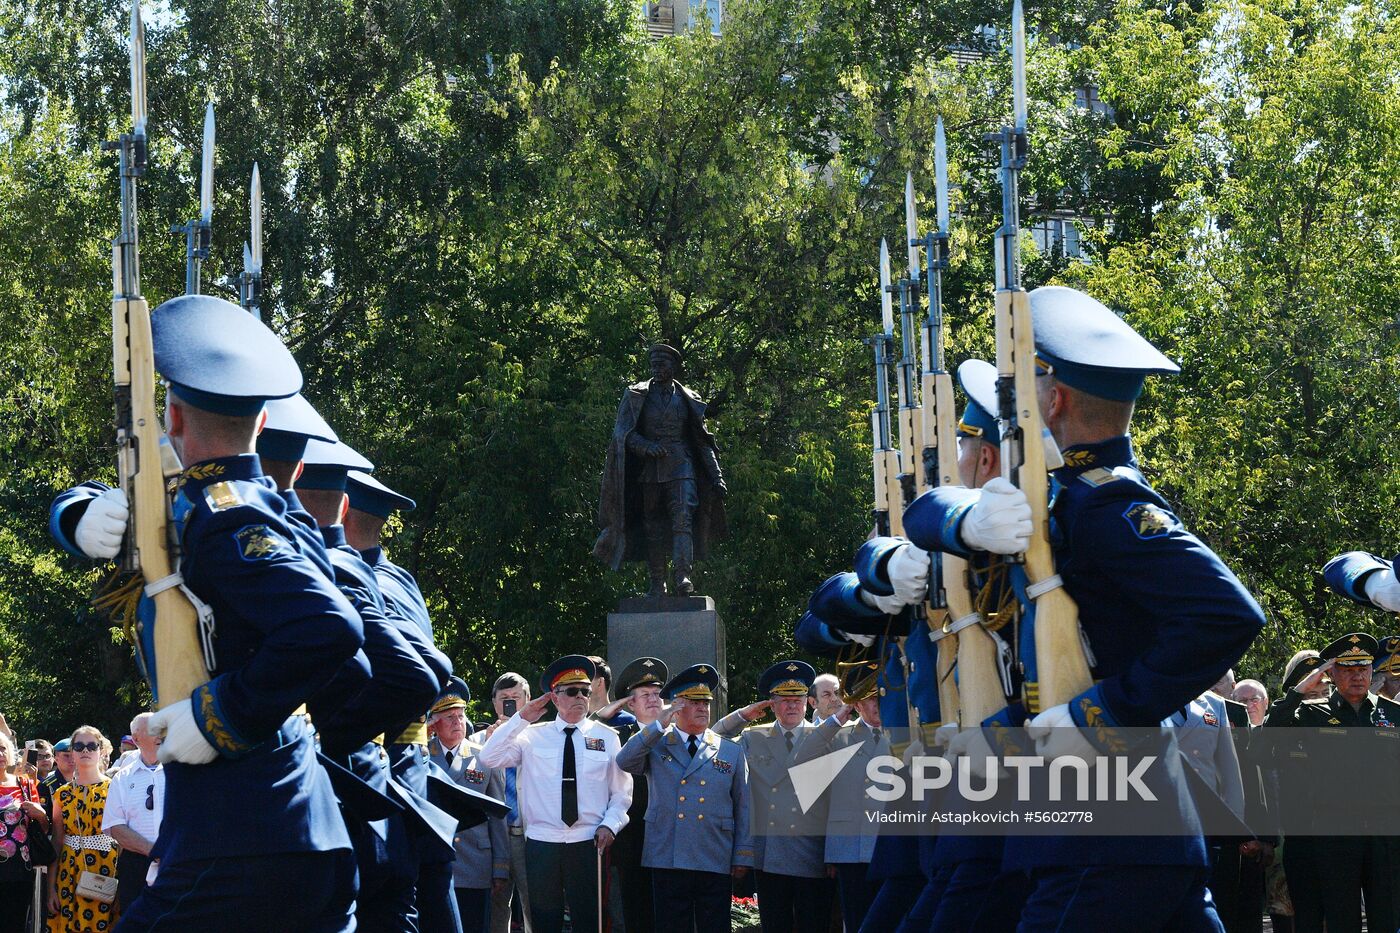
593 380 728 570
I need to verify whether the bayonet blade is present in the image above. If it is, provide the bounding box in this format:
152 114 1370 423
1012 0 1027 132
249 163 262 273
904 172 919 280
879 238 894 336
935 117 949 234
200 102 215 223
130 2 147 135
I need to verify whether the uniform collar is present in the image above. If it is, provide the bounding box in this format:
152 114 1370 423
554 715 588 733
178 453 264 492
1055 435 1137 476
359 545 385 566
321 524 348 550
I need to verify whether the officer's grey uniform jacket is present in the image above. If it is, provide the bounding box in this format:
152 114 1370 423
713 714 826 878
430 737 509 889
616 720 754 873
1167 692 1246 821
793 715 889 864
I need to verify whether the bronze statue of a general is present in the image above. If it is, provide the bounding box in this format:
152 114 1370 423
594 344 728 596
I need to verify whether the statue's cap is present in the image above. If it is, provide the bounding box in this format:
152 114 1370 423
1030 286 1178 402
346 470 416 517
956 359 1000 444
648 343 683 365
257 394 337 462
153 294 302 416
298 438 373 492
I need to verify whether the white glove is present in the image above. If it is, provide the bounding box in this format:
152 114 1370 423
150 699 219 765
845 632 875 647
1366 568 1400 612
859 588 908 616
887 544 932 604
947 726 999 779
73 488 129 559
1026 703 1096 762
932 721 959 749
959 478 1032 555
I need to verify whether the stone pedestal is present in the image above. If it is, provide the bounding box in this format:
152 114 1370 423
607 596 727 719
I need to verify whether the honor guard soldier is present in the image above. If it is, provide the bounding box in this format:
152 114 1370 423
300 436 452 933
902 287 1266 930
792 660 889 932
344 468 467 933
1265 632 1400 933
615 663 752 932
430 679 510 933
714 660 835 932
479 656 633 933
597 657 669 933
50 295 363 931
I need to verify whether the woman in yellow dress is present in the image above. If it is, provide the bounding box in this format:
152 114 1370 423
47 726 119 932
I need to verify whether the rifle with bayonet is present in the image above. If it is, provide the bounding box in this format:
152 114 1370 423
240 164 262 318
990 0 1092 712
96 2 207 709
172 103 215 295
867 240 903 539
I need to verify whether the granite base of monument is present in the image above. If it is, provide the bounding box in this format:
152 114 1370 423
607 596 727 718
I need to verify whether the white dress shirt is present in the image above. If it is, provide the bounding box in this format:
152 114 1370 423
479 713 632 843
101 756 164 844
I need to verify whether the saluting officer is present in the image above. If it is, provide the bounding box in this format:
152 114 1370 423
51 295 363 930
1265 632 1400 933
594 656 669 933
902 287 1266 930
714 660 834 933
430 679 510 933
615 663 752 932
792 660 889 932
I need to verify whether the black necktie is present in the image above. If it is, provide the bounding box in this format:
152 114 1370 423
872 728 882 742
784 731 794 753
445 749 455 766
688 735 698 758
561 727 578 826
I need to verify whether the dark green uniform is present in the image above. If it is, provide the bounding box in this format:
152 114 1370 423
1266 688 1400 933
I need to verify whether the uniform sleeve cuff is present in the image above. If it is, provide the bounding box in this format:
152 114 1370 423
1067 687 1129 755
192 679 258 758
810 573 883 622
854 538 905 596
903 487 978 556
1323 551 1392 604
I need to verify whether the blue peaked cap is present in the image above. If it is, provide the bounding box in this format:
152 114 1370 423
346 469 416 517
152 294 302 416
298 438 373 492
956 359 1000 445
1030 286 1179 402
257 394 338 461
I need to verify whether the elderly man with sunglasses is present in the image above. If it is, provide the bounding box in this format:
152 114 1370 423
101 712 164 911
479 655 633 933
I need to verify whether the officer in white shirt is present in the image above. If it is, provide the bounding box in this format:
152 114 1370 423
479 655 632 933
100 712 165 910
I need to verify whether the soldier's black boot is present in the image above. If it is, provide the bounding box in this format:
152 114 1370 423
647 544 669 597
672 533 695 596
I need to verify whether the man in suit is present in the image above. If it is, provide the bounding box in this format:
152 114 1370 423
430 679 509 933
616 663 752 932
714 660 834 933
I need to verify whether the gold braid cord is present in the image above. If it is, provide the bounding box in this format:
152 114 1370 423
92 567 144 647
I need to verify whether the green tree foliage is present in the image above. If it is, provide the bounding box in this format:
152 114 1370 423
1 0 1395 738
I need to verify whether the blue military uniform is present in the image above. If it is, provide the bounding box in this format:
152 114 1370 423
300 438 447 933
51 295 363 932
615 663 752 933
902 287 1266 931
345 469 466 933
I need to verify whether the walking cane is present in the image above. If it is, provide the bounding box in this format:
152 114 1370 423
596 842 605 933
31 866 43 933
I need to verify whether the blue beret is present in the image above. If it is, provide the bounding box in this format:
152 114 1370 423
299 439 373 492
152 294 302 416
956 359 1001 444
346 470 416 517
1030 286 1178 402
53 739 71 753
758 659 816 697
662 663 718 701
256 394 338 462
